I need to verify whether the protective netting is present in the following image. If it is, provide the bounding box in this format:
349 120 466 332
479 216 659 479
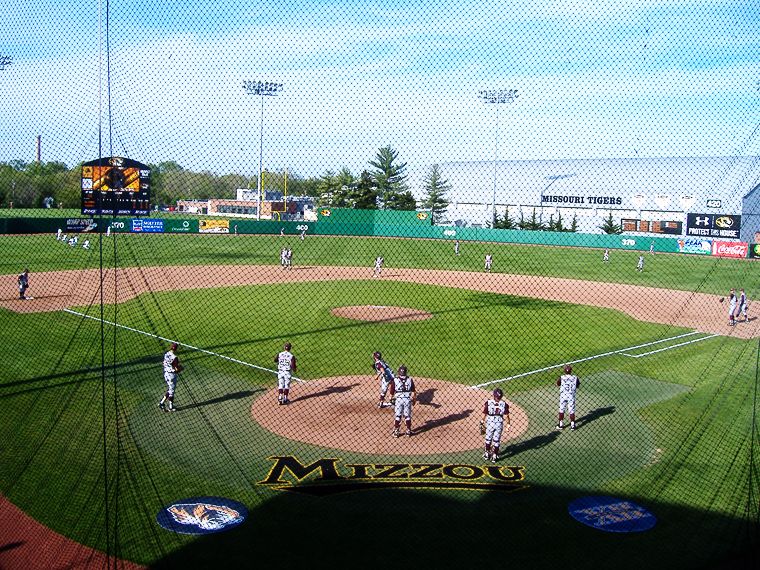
1 1 759 568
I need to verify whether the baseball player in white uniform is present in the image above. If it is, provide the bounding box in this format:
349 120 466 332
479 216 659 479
484 254 493 272
373 351 395 408
373 256 384 277
482 388 511 462
556 364 579 430
275 342 297 405
454 240 460 256
737 289 748 323
390 365 416 437
158 342 182 412
603 248 609 263
728 289 737 326
636 254 644 272
56 228 62 241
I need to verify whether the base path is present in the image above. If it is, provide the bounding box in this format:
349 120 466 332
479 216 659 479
1 264 755 338
251 376 528 456
0 494 145 570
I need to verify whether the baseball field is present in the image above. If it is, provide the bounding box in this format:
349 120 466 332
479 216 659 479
0 230 758 568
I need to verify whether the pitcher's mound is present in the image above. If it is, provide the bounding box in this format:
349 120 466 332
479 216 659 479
251 376 528 456
331 305 433 323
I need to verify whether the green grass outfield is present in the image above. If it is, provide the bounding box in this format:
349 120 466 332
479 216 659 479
1 231 758 295
0 232 758 568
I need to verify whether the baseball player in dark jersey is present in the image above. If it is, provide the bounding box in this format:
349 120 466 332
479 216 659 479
17 268 29 300
373 351 395 408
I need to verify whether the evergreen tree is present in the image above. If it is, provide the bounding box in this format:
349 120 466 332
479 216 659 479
420 164 450 223
349 170 379 209
599 212 623 234
568 213 579 232
493 206 516 229
369 145 409 209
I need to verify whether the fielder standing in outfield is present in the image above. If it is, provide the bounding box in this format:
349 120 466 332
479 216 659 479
17 268 29 300
158 342 182 412
275 342 297 405
390 365 416 437
481 388 510 463
636 254 644 272
603 248 609 263
484 253 493 272
373 255 384 277
556 364 579 430
454 240 460 256
373 351 395 408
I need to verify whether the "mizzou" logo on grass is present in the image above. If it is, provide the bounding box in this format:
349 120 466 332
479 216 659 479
258 456 527 496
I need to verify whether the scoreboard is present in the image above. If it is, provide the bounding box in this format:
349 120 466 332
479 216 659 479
81 157 150 215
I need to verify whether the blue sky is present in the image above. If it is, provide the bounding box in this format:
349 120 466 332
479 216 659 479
1 0 758 183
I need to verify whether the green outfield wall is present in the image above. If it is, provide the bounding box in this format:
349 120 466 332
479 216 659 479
0 213 729 255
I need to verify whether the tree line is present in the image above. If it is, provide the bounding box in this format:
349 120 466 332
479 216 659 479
0 145 452 223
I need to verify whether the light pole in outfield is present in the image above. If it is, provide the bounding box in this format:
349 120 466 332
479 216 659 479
478 88 518 226
243 79 283 220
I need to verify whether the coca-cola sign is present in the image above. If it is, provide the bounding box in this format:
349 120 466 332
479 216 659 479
711 241 748 258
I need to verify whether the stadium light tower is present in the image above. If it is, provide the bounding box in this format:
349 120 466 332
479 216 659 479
243 79 283 220
0 55 12 71
478 88 518 226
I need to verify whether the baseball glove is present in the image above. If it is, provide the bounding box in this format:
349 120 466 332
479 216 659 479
719 297 725 303
479 421 486 436
175 364 184 373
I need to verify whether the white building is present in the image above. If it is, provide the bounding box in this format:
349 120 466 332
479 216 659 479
420 156 760 235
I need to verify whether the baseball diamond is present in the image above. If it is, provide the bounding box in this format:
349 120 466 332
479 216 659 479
0 229 757 570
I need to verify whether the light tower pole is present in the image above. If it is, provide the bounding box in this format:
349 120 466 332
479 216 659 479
478 88 518 226
243 80 283 220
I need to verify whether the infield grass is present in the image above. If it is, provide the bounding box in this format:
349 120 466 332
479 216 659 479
0 230 758 567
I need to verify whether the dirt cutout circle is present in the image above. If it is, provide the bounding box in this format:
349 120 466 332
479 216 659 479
251 376 528 456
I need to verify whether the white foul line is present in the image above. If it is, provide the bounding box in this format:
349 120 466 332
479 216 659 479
62 308 304 382
621 333 719 358
474 331 707 388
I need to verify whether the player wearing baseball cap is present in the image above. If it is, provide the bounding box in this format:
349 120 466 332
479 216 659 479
373 351 395 408
482 387 510 462
275 342 297 405
390 365 416 437
556 364 580 430
159 342 182 412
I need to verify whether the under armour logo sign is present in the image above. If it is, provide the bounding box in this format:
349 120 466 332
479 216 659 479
695 216 710 226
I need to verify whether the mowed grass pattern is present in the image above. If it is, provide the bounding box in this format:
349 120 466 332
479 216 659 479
0 231 758 567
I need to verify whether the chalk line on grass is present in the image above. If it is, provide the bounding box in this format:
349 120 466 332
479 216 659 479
474 331 711 388
63 308 304 382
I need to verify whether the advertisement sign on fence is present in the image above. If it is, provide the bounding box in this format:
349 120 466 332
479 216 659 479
199 219 230 233
167 219 193 233
686 213 741 239
677 237 712 255
711 240 748 258
66 218 98 233
748 244 760 259
131 218 164 233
